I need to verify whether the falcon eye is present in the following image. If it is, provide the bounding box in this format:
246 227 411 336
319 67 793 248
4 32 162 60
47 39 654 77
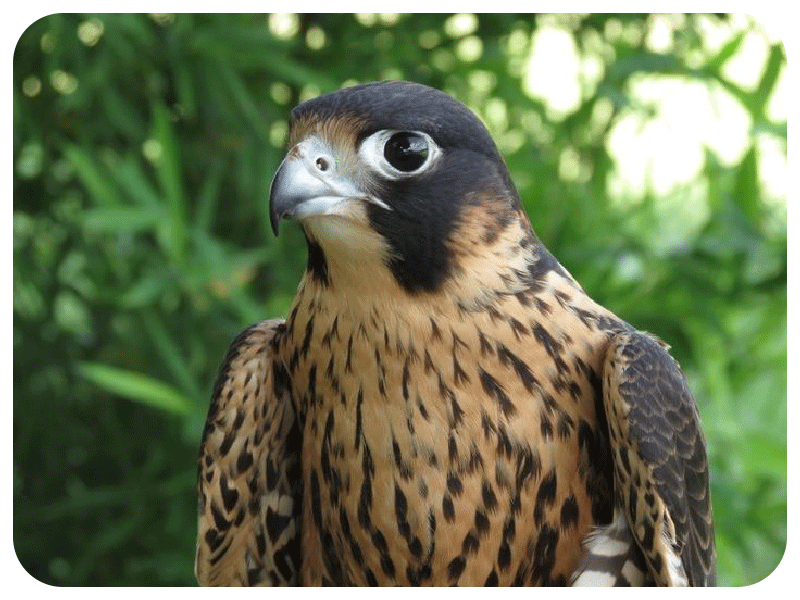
383 132 429 172
359 129 440 180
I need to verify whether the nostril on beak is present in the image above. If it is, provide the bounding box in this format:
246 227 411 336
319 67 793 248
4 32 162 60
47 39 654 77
315 156 331 172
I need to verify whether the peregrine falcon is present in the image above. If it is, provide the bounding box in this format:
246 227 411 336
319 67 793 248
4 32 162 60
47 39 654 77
195 81 717 586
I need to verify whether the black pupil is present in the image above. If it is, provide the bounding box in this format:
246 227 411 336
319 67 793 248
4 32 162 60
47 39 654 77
384 132 429 172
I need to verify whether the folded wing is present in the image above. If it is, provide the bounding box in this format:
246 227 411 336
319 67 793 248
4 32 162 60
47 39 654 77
195 320 302 586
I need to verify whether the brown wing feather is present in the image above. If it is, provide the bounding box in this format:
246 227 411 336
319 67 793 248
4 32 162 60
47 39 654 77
196 319 302 586
602 331 717 586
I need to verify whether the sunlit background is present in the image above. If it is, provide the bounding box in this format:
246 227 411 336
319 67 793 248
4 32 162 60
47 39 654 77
13 14 786 586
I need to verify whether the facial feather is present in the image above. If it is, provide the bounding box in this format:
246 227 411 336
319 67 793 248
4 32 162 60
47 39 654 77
280 81 531 296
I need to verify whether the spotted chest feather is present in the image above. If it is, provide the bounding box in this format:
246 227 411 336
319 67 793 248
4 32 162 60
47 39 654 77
278 271 623 586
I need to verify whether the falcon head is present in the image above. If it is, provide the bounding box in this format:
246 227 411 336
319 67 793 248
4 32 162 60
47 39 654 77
270 81 537 296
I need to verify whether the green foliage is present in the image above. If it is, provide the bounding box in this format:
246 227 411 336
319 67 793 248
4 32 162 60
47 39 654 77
14 14 785 586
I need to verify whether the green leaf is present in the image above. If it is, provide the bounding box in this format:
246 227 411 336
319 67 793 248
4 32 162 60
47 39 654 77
706 30 746 73
15 469 194 524
606 51 679 80
118 274 169 309
151 102 186 264
142 311 202 399
753 43 784 118
62 145 122 206
100 87 146 138
214 57 270 139
109 156 162 208
732 145 760 227
80 206 163 233
78 362 191 415
190 26 336 90
193 158 225 233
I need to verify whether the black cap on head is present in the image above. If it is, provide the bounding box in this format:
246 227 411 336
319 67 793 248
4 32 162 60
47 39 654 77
292 81 501 159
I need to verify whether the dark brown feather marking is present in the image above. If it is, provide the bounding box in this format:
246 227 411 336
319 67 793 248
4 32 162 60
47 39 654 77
479 368 516 416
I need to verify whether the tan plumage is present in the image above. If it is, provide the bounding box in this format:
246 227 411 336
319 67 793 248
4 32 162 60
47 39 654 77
196 81 716 586
196 320 301 585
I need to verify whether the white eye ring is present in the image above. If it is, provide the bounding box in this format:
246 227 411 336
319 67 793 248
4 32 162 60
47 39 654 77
358 130 441 180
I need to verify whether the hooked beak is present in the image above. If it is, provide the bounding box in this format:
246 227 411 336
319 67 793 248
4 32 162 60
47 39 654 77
269 136 363 235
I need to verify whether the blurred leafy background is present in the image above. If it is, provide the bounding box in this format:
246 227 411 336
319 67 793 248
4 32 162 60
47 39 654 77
13 13 785 586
